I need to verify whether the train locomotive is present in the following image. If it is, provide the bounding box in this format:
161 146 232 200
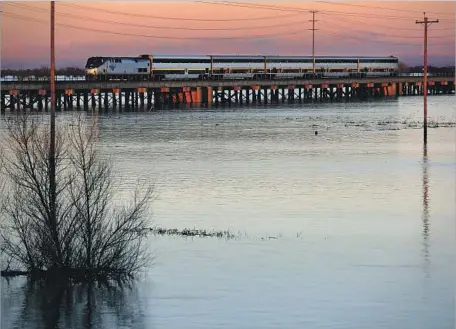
84 54 399 81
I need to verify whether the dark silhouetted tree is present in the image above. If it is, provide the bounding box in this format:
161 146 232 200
0 114 154 282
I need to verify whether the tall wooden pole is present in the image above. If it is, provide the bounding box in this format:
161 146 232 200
49 0 58 264
416 12 439 145
309 10 318 75
50 0 55 203
423 15 428 144
50 1 55 116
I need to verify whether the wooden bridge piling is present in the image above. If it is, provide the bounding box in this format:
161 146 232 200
1 77 454 113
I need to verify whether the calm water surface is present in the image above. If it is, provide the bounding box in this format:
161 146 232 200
1 96 455 329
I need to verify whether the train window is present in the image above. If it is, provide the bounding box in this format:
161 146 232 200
187 69 207 74
213 58 264 63
359 58 397 63
268 58 312 63
290 59 309 63
153 69 187 74
153 58 210 63
316 59 357 63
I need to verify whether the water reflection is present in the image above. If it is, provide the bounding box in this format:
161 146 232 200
2 98 455 329
5 279 147 329
422 144 430 279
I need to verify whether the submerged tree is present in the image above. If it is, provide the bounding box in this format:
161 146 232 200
0 114 154 282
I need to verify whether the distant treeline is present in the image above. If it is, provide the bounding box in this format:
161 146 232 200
400 65 455 74
1 66 85 77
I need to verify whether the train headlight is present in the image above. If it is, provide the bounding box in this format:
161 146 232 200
85 68 97 75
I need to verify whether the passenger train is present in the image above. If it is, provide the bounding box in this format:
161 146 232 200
84 55 400 81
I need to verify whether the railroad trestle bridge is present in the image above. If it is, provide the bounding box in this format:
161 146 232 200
1 75 454 113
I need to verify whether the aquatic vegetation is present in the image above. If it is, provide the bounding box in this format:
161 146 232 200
342 118 456 132
135 226 287 242
147 226 239 239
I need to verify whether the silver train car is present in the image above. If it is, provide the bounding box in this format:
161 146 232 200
84 55 399 81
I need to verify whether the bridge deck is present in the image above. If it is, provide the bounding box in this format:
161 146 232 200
2 76 454 91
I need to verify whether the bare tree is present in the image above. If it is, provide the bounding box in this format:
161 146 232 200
398 61 408 72
1 115 72 272
0 114 154 281
66 116 153 280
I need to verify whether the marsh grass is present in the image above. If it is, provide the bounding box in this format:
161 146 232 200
148 226 238 239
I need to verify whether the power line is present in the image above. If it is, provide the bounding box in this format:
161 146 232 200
318 12 454 31
59 2 302 22
323 30 449 47
12 2 453 34
4 3 311 31
3 10 451 47
315 1 454 17
195 1 453 21
1 11 307 40
9 2 452 36
318 18 454 39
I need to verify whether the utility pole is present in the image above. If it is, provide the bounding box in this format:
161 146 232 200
50 0 56 202
49 0 58 265
416 12 439 145
309 10 318 75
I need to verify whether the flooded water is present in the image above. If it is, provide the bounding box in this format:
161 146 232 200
1 96 455 329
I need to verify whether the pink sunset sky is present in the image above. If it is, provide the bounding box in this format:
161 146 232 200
1 1 455 69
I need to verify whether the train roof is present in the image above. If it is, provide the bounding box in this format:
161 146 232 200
266 55 398 59
210 55 265 59
95 54 399 61
89 56 147 60
141 54 264 59
141 54 211 60
134 54 397 59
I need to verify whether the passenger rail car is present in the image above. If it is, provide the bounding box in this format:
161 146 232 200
84 55 399 81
